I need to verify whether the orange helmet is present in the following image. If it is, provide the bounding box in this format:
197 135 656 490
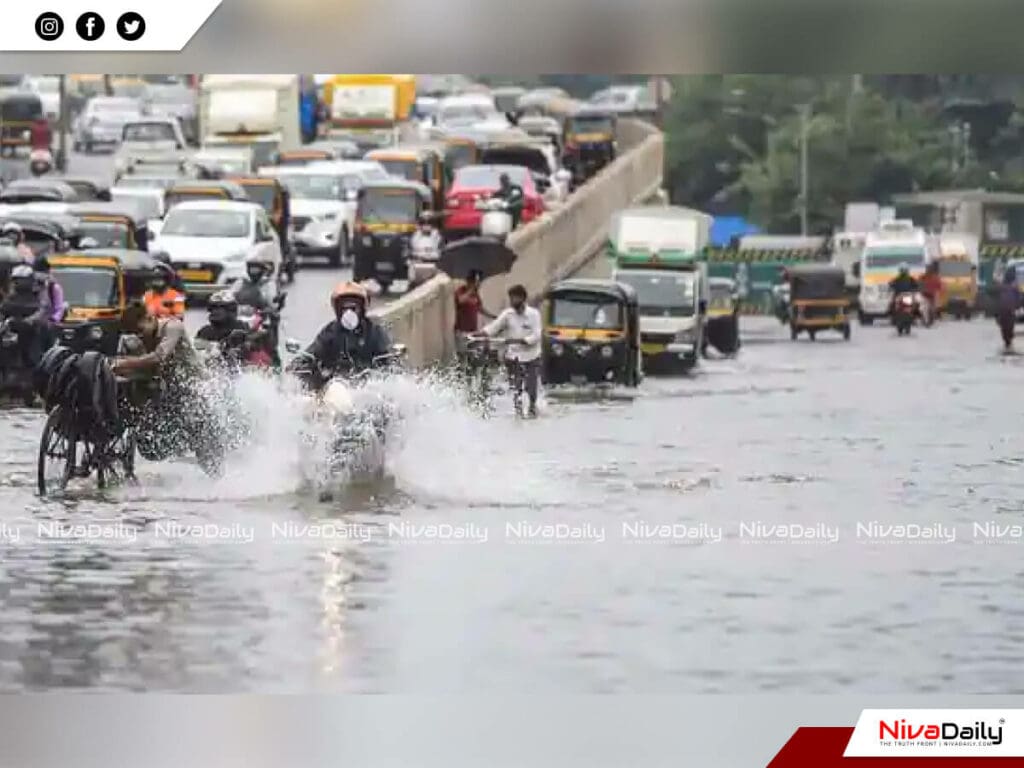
330 281 369 311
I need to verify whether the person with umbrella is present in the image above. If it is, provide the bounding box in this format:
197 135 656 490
472 283 542 418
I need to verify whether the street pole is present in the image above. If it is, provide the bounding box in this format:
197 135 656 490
799 104 809 236
57 75 68 172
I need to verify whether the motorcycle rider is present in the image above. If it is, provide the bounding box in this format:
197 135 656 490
492 173 525 230
888 264 919 315
410 212 442 256
996 267 1021 352
197 290 273 368
0 223 36 263
0 264 48 370
293 282 393 390
142 264 186 318
230 257 281 366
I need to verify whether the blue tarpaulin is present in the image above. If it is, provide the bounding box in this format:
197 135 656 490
711 216 760 247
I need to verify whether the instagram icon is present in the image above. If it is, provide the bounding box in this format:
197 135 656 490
34 12 65 41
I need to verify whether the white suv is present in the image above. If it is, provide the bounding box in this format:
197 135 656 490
260 160 388 267
152 200 282 298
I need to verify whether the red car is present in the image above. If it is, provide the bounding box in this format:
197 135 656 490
442 164 544 238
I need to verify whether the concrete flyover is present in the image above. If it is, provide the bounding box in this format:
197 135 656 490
371 118 665 368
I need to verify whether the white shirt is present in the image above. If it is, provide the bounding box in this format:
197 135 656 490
482 305 543 362
410 228 442 256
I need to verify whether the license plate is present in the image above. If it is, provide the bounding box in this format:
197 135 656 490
571 374 587 384
179 269 213 282
376 262 394 272
641 343 666 354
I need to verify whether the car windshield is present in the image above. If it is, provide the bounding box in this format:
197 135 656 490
77 221 131 248
440 105 492 124
52 267 118 308
111 191 162 219
162 209 249 238
455 166 527 189
550 295 623 329
709 284 735 306
864 248 926 269
278 174 356 200
358 190 419 223
123 123 177 142
378 159 420 181
615 270 696 316
1 98 42 122
238 183 276 213
938 259 974 277
570 116 614 134
29 78 59 93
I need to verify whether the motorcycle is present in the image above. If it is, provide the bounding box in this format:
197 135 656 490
29 148 53 177
892 292 920 336
237 298 285 369
772 283 791 325
284 340 406 475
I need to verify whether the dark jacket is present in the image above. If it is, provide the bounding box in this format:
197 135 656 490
1 294 43 325
197 320 250 344
996 283 1022 317
306 316 392 373
888 274 919 295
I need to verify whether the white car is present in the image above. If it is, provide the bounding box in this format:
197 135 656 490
435 94 509 130
22 76 61 123
110 186 166 233
73 96 143 153
259 160 389 267
588 85 656 115
152 200 282 297
114 118 188 176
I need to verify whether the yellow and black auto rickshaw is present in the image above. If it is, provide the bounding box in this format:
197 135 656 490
541 278 641 387
352 179 433 294
934 253 978 320
70 202 150 251
49 248 159 354
562 106 617 186
226 175 295 280
0 92 43 156
163 180 249 211
365 145 447 210
703 277 741 355
787 264 851 341
430 129 483 176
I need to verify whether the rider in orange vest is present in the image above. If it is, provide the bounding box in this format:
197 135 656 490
142 265 185 318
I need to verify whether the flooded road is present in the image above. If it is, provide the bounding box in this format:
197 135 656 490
2 309 1023 693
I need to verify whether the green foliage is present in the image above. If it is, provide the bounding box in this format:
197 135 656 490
664 75 1024 232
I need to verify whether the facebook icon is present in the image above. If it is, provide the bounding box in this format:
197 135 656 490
75 12 105 41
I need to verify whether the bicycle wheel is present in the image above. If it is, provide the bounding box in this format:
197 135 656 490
37 407 75 497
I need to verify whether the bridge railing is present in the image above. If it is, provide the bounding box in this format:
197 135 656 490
373 117 665 368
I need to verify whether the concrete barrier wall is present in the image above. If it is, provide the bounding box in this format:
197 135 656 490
375 117 664 366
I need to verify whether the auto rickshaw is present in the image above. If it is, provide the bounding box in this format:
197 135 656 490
364 144 447 210
429 128 483 176
49 248 159 355
541 279 641 387
69 202 150 251
270 147 339 167
562 106 617 186
0 179 80 205
163 180 249 211
0 214 81 258
787 264 851 341
934 254 978 319
352 179 433 294
0 92 43 156
49 177 112 202
703 277 741 355
226 175 295 281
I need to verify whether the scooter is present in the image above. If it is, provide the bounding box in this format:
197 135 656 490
29 148 53 177
477 197 513 241
892 292 920 336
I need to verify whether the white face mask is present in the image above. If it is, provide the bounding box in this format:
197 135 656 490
340 309 360 331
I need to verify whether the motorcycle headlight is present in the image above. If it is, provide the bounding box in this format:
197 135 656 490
550 342 564 356
362 235 373 246
600 345 613 358
88 325 104 340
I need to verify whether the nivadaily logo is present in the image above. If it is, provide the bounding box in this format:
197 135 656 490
879 718 1004 746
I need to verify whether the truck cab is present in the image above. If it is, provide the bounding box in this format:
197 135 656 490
856 219 930 324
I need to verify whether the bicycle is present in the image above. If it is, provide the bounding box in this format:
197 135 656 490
465 336 530 417
37 375 139 496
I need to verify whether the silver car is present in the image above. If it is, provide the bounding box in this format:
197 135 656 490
73 97 142 154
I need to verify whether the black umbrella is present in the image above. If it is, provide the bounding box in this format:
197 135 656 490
438 236 517 280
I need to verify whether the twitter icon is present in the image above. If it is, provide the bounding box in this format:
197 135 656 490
116 11 145 41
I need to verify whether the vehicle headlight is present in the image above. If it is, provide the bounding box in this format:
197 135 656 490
600 345 613 358
88 325 104 340
362 235 373 246
550 342 564 356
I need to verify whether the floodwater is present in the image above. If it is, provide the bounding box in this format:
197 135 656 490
1 310 1023 693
